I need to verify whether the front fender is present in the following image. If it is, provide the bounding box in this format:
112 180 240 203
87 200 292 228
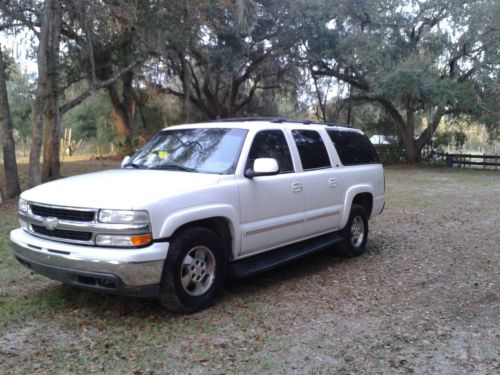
340 185 374 229
158 204 240 256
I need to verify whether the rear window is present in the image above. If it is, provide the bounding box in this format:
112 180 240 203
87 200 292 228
327 130 380 166
292 130 331 170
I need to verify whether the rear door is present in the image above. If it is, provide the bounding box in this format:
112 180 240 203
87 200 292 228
291 129 343 236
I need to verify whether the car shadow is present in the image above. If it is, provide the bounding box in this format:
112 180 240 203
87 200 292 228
25 243 381 323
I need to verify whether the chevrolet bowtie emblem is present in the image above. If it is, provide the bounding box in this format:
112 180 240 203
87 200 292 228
43 217 59 231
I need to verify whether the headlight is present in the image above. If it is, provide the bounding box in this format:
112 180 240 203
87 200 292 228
95 234 153 247
19 198 28 213
98 210 150 224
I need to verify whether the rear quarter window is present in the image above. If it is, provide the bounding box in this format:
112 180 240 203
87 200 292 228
327 130 380 166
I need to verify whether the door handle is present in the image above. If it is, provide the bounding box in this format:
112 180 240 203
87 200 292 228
328 177 337 188
291 182 303 193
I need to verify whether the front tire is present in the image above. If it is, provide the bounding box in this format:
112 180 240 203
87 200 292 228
339 204 369 257
158 227 227 313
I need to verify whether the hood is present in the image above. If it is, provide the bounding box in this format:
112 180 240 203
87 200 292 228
21 169 221 210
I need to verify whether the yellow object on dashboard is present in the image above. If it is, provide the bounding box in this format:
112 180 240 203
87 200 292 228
157 151 169 159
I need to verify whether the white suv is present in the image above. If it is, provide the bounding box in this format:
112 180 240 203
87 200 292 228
11 118 384 312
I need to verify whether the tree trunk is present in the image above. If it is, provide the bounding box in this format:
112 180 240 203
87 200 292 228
106 72 135 153
401 106 445 164
312 74 327 122
346 85 352 125
0 47 21 199
378 98 423 163
29 104 43 187
41 101 60 181
401 131 421 163
416 108 445 152
182 57 192 123
41 0 62 181
401 107 420 163
29 0 61 186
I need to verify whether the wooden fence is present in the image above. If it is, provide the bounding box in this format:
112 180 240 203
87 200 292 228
441 153 500 169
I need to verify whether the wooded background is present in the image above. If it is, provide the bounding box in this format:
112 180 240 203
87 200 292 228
1 0 499 199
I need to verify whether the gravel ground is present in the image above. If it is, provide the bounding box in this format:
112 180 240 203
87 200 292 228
0 166 499 374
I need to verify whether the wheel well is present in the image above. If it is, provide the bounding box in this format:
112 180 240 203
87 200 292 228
175 217 233 258
352 193 373 218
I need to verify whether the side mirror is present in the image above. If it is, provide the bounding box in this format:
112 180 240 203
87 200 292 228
245 158 280 178
121 155 131 168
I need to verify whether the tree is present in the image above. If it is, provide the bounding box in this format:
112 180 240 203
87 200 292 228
1 0 63 185
0 47 21 199
1 0 152 179
303 0 500 162
18 0 62 185
59 1 155 152
6 64 35 154
154 0 298 120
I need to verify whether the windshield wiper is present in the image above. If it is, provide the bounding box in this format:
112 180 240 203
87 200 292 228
152 164 198 173
123 162 148 169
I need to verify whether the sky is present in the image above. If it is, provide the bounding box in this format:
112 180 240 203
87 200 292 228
0 30 38 75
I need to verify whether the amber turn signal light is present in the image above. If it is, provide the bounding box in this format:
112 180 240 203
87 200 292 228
130 234 153 246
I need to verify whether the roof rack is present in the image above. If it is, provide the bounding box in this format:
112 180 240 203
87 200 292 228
211 116 353 128
213 117 316 125
325 122 353 128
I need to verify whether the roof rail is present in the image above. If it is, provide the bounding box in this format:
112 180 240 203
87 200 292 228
212 117 317 125
210 116 353 128
325 122 353 128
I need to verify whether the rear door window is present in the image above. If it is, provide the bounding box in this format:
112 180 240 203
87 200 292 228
327 130 380 165
292 130 331 170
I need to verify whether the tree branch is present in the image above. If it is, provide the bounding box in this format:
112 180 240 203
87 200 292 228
312 63 370 91
416 106 445 149
60 58 144 114
256 85 281 90
234 80 259 112
375 97 407 131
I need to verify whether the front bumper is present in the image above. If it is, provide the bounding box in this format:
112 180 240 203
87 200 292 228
373 195 385 217
10 228 169 297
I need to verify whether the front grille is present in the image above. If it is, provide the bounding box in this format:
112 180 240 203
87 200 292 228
31 204 95 222
32 224 92 242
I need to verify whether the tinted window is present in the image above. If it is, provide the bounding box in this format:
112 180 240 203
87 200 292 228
127 128 247 174
247 130 294 173
292 130 331 170
327 130 380 165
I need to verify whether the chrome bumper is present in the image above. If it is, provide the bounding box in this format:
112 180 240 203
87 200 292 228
10 228 168 288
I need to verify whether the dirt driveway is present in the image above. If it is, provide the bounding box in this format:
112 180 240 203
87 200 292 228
0 166 499 374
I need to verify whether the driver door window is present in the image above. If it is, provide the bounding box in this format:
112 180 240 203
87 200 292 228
246 130 294 173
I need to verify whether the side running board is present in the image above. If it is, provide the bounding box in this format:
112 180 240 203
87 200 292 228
228 232 344 278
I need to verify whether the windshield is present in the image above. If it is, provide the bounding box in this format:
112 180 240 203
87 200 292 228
125 128 248 174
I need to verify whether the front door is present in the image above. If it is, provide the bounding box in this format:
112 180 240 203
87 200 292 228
238 130 305 255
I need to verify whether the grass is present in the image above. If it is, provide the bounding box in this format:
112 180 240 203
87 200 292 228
1 161 499 374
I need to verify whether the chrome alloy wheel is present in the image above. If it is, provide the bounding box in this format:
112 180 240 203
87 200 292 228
350 216 365 248
180 246 216 296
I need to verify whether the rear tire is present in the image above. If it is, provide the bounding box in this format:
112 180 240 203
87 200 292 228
339 204 368 257
158 227 227 313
